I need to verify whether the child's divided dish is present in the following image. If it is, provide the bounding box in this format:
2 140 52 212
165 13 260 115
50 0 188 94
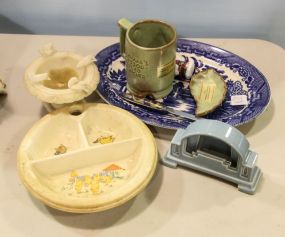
17 103 158 213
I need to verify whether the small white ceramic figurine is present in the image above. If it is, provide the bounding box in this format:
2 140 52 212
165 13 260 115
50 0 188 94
175 53 195 79
0 77 7 95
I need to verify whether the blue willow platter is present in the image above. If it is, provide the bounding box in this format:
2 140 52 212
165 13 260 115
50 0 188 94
95 39 271 129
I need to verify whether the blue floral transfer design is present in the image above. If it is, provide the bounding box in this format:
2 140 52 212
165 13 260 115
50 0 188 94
95 39 271 129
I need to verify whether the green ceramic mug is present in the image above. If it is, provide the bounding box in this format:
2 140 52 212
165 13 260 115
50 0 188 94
118 18 177 99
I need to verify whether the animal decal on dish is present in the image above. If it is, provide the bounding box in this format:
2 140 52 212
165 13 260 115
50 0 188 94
93 135 115 144
54 144 67 155
62 164 127 196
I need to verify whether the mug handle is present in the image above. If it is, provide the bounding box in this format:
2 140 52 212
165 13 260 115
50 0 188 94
118 18 133 57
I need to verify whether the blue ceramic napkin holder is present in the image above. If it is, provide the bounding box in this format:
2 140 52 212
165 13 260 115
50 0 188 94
162 119 262 194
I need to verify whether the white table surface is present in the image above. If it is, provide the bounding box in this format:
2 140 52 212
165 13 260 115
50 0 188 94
0 34 285 237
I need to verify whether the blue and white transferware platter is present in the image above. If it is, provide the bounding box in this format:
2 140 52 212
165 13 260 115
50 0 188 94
95 39 271 129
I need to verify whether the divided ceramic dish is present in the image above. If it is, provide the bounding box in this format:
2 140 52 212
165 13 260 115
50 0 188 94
17 103 158 213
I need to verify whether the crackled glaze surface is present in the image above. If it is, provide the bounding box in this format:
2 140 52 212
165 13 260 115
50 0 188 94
24 49 99 105
17 103 157 213
95 39 271 129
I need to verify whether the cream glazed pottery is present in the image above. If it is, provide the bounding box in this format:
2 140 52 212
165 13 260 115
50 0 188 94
24 44 99 111
17 103 158 213
0 77 7 95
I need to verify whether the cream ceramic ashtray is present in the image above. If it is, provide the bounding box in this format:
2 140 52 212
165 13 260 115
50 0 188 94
24 44 99 111
17 103 157 213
